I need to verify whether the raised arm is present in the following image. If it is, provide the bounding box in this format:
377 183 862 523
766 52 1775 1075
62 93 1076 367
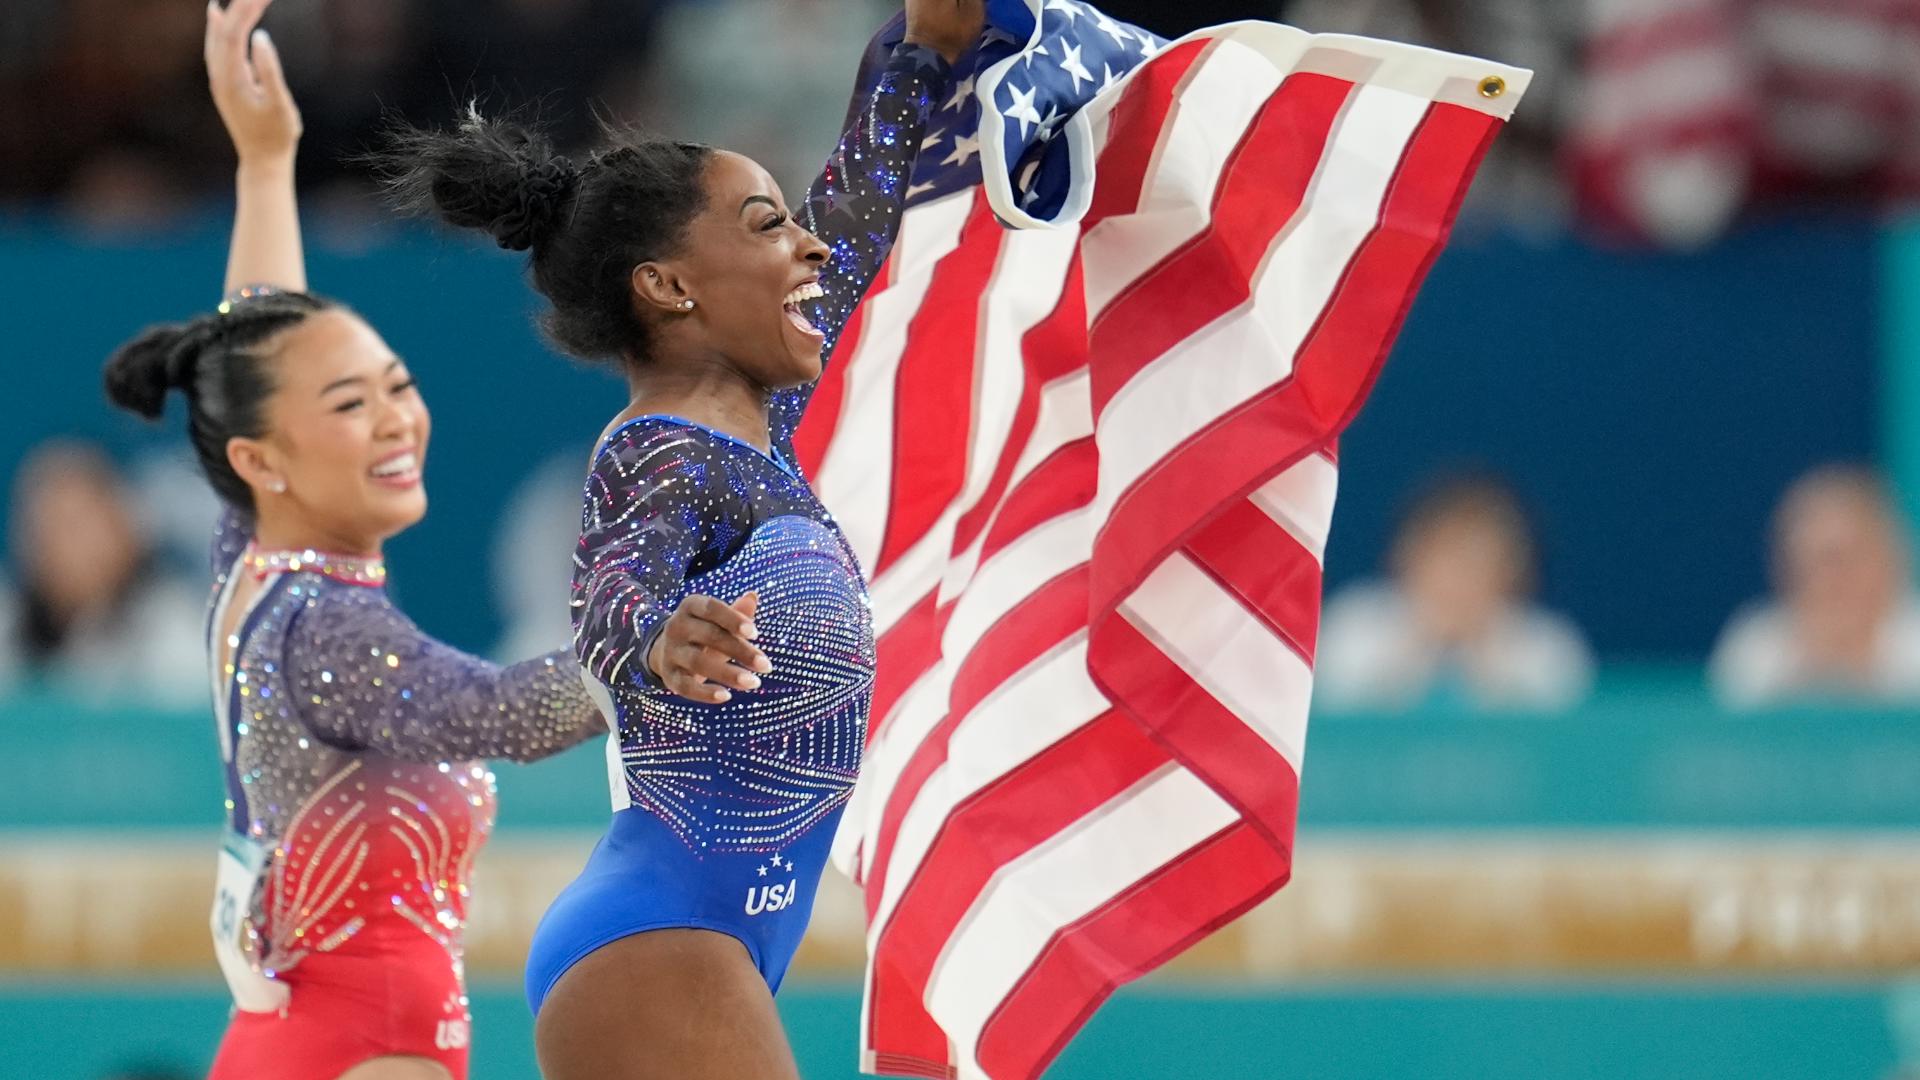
205 0 306 296
574 425 769 705
769 3 982 453
287 588 604 763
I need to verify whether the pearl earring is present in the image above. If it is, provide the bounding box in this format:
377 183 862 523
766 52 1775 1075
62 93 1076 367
269 480 287 494
681 299 696 310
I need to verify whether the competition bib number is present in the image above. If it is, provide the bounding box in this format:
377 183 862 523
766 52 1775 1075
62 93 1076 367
211 832 289 1013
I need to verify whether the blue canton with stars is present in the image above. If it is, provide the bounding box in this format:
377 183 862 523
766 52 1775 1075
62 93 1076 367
854 0 1167 224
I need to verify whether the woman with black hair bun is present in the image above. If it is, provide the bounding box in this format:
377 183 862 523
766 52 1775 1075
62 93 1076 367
380 2 985 1076
103 3 604 1078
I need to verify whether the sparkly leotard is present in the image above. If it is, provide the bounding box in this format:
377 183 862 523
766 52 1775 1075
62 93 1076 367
523 41 951 1012
202 509 602 1078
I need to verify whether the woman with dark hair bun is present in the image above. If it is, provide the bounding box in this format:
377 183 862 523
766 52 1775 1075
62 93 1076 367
382 2 984 1076
103 3 603 1078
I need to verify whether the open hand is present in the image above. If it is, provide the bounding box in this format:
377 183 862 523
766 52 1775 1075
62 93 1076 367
204 0 301 164
904 0 988 64
646 592 771 704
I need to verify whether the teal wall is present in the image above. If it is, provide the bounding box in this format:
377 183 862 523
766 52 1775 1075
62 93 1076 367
6 676 1916 831
0 981 1903 1080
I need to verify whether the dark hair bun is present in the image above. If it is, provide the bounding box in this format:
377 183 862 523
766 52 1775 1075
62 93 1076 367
103 321 203 419
381 108 582 252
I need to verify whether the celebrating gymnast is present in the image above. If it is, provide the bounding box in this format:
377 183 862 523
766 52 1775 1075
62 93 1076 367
101 2 604 1077
380 1 985 1075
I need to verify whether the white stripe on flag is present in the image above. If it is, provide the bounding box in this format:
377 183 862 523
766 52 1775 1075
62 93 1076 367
1118 549 1311 770
854 500 1101 885
870 529 953 637
816 190 978 566
946 227 1085 579
940 365 1098 614
867 634 1107 944
938 368 1097 611
942 503 1098 665
1094 82 1427 512
1082 38 1282 318
923 762 1238 1080
1006 369 1094 492
1248 453 1340 565
843 660 956 881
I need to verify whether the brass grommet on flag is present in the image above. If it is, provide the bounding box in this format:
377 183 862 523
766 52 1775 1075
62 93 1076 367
1478 75 1507 98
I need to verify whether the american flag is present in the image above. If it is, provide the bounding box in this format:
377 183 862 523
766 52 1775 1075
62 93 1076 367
792 3 1529 1076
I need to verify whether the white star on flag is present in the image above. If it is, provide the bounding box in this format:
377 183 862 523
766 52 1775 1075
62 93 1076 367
1022 41 1052 68
940 131 981 166
1043 0 1082 24
941 73 976 113
906 180 937 199
1018 160 1043 206
922 128 945 152
1057 39 1094 92
1036 104 1065 142
1004 82 1044 140
1101 61 1120 92
1095 11 1133 49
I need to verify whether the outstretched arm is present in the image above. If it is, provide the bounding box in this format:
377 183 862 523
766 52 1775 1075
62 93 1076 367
769 2 984 454
205 0 306 296
201 0 306 564
288 589 605 763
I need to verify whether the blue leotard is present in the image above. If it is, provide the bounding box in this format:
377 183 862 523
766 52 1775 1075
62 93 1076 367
525 41 951 1013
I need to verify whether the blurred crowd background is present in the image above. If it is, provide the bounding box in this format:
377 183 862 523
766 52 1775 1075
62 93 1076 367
2 1 1918 1078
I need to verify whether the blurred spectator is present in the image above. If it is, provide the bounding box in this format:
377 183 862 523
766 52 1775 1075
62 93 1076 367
1710 465 1920 710
1 442 203 706
1316 473 1594 712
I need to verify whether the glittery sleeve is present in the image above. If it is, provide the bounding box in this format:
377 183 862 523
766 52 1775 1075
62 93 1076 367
286 586 603 762
770 42 951 461
572 423 746 690
210 505 253 578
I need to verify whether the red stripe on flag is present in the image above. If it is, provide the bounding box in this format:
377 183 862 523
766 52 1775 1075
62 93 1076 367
1182 497 1323 663
1089 72 1354 414
869 588 942 744
975 437 1099 567
1084 40 1211 226
975 819 1292 1080
862 567 1091 919
865 710 1170 1071
1087 615 1302 842
952 253 1090 554
876 192 1006 574
1089 101 1499 623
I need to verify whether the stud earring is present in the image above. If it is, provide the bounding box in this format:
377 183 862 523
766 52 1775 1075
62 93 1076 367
269 480 287 494
681 299 696 310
